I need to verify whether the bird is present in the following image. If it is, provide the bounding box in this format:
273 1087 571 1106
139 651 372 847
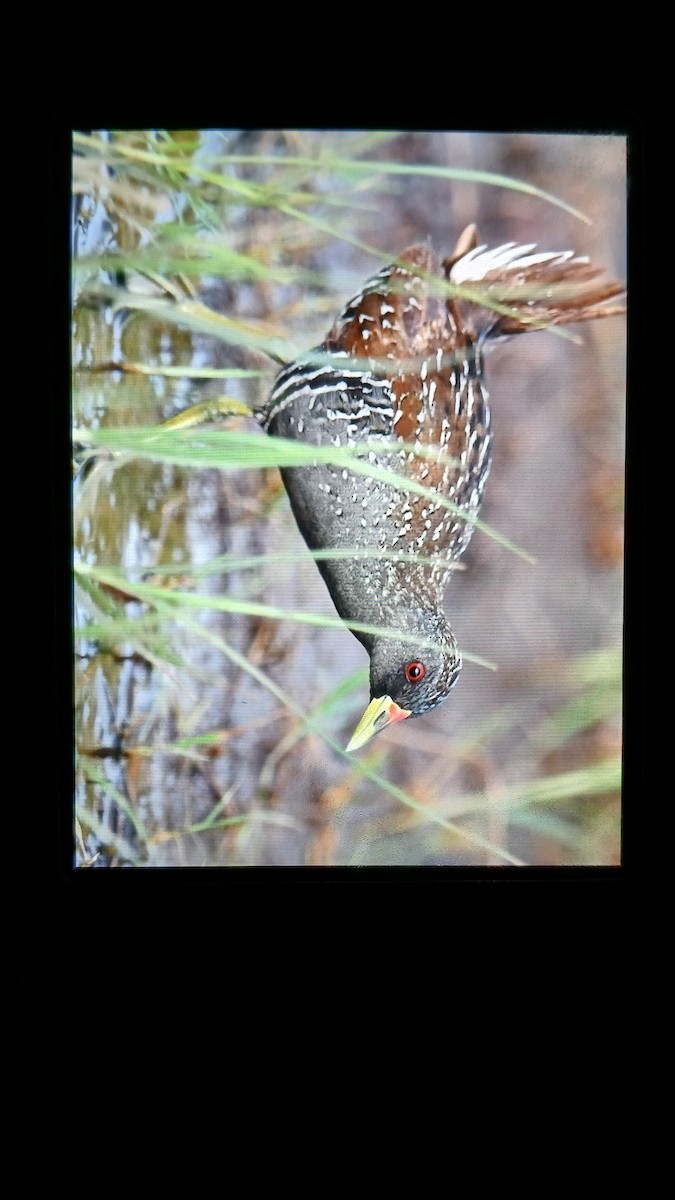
259 224 625 751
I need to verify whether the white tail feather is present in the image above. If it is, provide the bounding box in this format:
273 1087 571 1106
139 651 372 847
450 242 587 285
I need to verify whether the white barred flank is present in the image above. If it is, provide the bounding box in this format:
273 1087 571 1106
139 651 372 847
264 359 394 429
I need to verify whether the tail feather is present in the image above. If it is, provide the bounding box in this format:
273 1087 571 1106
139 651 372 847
448 231 626 339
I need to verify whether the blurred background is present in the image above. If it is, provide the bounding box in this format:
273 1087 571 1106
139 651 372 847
72 129 626 868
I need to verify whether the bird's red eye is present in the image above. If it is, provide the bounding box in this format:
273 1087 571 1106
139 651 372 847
405 661 425 683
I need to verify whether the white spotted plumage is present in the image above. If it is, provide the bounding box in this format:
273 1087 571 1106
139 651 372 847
258 229 623 737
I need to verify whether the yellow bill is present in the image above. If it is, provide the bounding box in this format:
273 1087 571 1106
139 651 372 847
345 695 412 752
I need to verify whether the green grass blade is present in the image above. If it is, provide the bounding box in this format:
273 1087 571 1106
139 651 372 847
76 286 295 363
74 561 498 670
143 592 525 865
72 424 535 563
80 362 265 381
197 148 590 223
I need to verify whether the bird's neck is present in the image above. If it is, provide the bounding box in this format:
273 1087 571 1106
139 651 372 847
318 553 448 649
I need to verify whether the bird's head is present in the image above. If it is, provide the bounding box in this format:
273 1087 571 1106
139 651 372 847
346 614 461 751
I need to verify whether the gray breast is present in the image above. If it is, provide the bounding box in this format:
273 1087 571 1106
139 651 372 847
264 355 401 555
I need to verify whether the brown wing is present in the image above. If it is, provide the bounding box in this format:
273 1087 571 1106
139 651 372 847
321 243 492 563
